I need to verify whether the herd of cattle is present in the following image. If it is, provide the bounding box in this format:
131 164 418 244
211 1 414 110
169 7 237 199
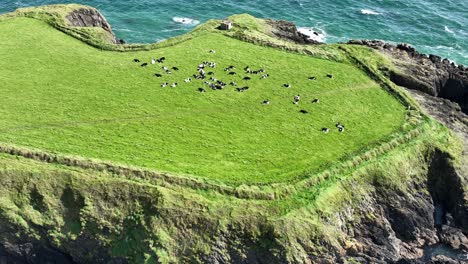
133 51 345 134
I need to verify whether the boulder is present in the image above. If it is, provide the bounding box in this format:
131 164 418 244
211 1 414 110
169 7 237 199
266 19 322 44
65 7 117 44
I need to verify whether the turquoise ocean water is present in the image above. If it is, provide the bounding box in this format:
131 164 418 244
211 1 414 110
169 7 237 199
1 0 467 64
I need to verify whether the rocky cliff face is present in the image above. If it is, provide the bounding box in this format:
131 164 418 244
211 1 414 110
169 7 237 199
0 242 76 264
266 19 322 45
65 7 119 44
343 151 467 263
343 39 468 264
348 40 468 114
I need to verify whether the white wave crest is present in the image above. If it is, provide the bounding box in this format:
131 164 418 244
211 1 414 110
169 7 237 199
444 26 454 34
114 28 134 33
172 17 200 26
297 27 326 43
361 9 382 15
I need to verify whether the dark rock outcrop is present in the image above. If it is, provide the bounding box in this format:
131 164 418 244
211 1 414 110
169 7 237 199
266 19 322 45
348 39 468 114
65 8 117 44
336 146 468 263
0 242 76 264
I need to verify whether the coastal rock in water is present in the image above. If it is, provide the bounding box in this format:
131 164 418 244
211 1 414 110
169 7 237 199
266 19 322 44
66 8 117 43
439 225 468 251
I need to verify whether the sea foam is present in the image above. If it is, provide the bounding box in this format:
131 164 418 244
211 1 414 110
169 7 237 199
172 17 200 26
361 9 382 15
297 27 326 43
444 26 454 34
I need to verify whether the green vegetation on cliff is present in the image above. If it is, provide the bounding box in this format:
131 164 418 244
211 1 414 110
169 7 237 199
0 4 464 264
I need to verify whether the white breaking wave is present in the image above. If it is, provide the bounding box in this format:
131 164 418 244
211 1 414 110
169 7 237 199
361 9 382 15
172 17 200 26
114 28 134 33
160 28 186 33
297 27 326 43
444 26 454 34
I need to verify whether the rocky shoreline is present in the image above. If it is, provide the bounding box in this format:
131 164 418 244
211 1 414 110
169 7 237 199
344 39 468 264
348 39 468 115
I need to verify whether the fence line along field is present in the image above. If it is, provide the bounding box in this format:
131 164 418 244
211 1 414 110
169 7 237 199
0 17 406 184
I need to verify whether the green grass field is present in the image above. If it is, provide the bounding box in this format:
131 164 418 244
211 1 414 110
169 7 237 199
0 17 407 184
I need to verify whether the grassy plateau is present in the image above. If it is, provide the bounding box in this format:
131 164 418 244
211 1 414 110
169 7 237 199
0 5 464 264
0 16 406 185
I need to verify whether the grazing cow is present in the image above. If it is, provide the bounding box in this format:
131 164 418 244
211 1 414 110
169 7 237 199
283 84 291 88
236 86 249 92
336 123 345 132
151 59 156 64
207 72 214 75
262 100 270 105
228 65 235 69
308 76 317 80
161 82 168 87
198 88 206 93
171 83 178 88
162 66 168 70
224 68 231 72
312 98 320 103
198 63 205 69
165 70 172 75
322 128 329 133
230 82 237 86
185 78 192 83
294 95 301 104
229 72 236 75
243 76 251 80
299 109 308 114
172 67 179 71
204 81 211 86
134 59 140 63
141 63 148 67
326 74 333 78
160 57 166 61
259 69 265 73
210 50 216 53
154 73 162 78
209 62 216 68
210 77 217 82
261 74 269 79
